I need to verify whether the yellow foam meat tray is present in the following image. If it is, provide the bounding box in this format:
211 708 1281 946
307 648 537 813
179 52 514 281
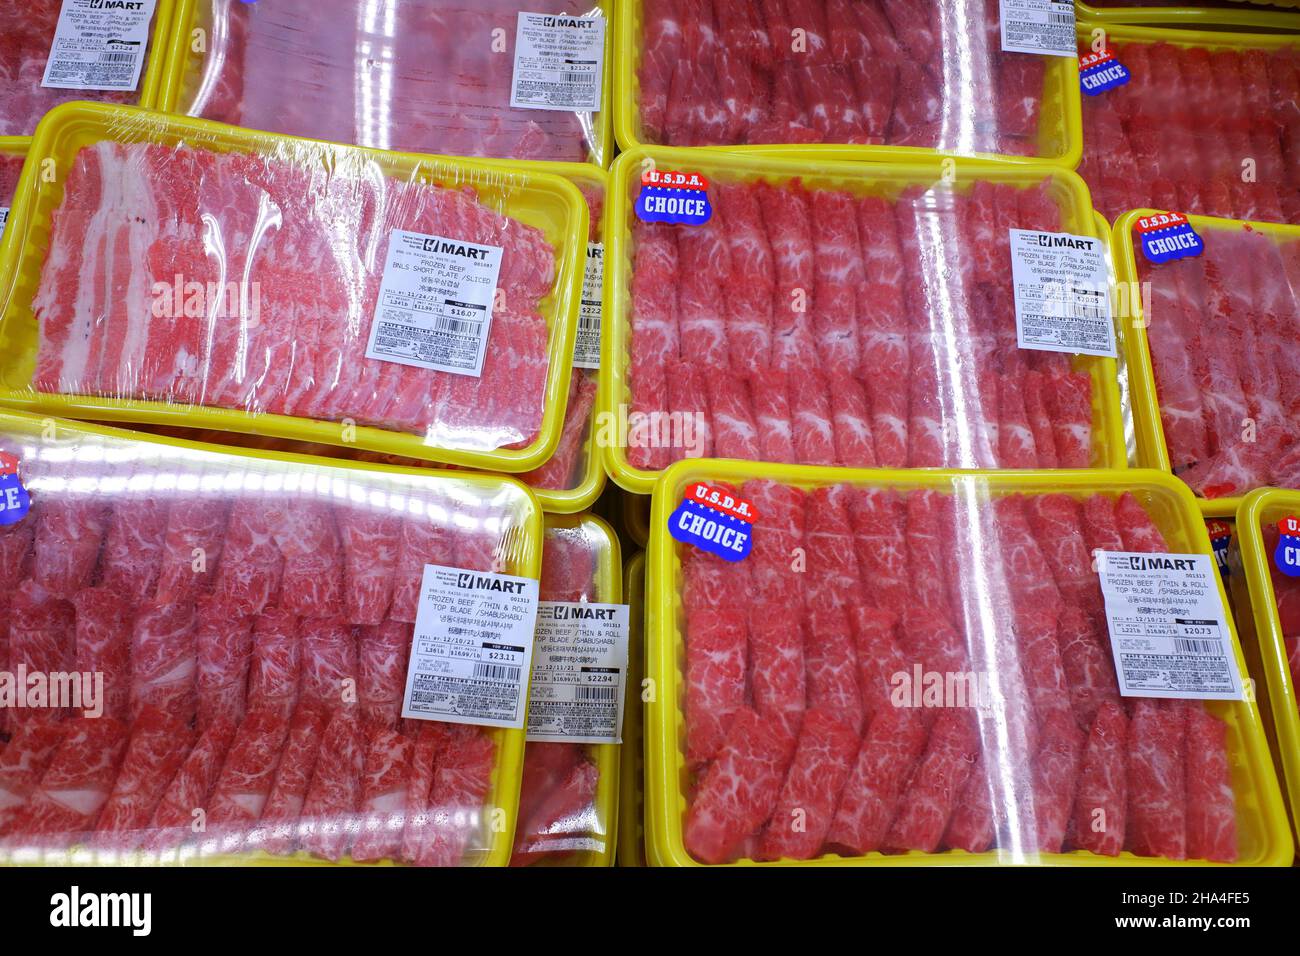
1231 489 1300 843
0 408 545 867
1077 1 1300 29
617 550 646 867
645 459 1293 867
0 0 177 154
1111 210 1300 519
613 0 1083 169
602 145 1126 494
0 102 588 474
158 0 615 169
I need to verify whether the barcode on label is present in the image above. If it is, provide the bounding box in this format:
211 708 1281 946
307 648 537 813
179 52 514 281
474 662 521 681
431 316 483 335
100 53 137 63
1174 638 1221 655
575 685 617 701
1050 12 1072 24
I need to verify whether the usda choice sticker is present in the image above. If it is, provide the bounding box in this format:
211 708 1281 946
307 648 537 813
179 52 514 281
401 564 540 730
669 482 756 562
636 169 712 226
1097 551 1244 701
1136 212 1204 264
526 602 630 744
1079 49 1130 96
42 0 158 93
0 452 31 527
1273 516 1300 578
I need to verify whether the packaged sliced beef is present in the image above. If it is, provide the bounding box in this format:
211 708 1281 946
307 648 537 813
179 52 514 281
0 411 542 865
647 466 1288 866
0 0 168 139
0 103 588 472
626 0 1073 161
512 515 620 866
169 0 610 164
608 149 1120 490
1234 490 1300 835
1079 31 1300 225
1125 217 1300 499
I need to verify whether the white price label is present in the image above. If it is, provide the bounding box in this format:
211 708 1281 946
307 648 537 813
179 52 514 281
573 242 603 370
1010 228 1116 358
400 564 540 729
365 230 503 378
510 12 606 112
0 208 8 231
1097 551 1244 701
527 601 629 744
41 0 157 92
1000 0 1076 58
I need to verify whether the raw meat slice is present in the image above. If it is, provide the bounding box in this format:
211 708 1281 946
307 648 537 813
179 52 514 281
804 605 863 735
70 586 132 722
299 708 364 862
1029 710 1087 853
685 608 747 768
247 609 301 718
707 375 760 461
130 600 199 724
847 488 909 617
1072 700 1128 857
1127 698 1188 860
389 511 458 624
350 726 415 863
299 617 359 714
18 717 129 842
512 747 600 865
260 703 331 854
98 494 169 606
804 484 862 609
148 719 238 849
745 479 805 608
827 706 929 855
91 708 195 850
884 711 980 853
212 498 283 617
848 604 905 725
684 707 791 865
272 500 344 618
1184 706 1236 862
154 498 230 602
1116 492 1169 553
716 183 774 376
32 499 110 597
358 621 411 730
410 725 496 867
788 368 836 466
0 720 67 835
194 597 254 729
747 603 806 743
755 710 859 861
203 709 292 852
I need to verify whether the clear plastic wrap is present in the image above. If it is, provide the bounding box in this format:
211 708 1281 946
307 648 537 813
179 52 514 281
1233 489 1300 839
617 551 647 867
604 147 1123 493
0 410 542 865
1078 26 1300 225
164 0 610 165
511 514 620 866
1115 213 1300 503
619 0 1079 163
644 462 1292 866
0 103 588 473
0 0 172 142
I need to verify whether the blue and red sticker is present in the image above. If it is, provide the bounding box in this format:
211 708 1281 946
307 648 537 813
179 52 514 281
1207 519 1232 581
1274 516 1300 578
1136 212 1204 264
669 482 756 562
0 452 30 527
1079 49 1129 96
636 169 712 226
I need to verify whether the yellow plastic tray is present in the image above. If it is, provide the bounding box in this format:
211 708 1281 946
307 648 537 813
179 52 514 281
645 459 1293 867
603 146 1127 494
1111 209 1300 518
0 143 25 242
1233 490 1300 843
1076 20 1300 63
160 0 615 169
0 102 589 474
1077 2 1300 28
0 0 176 154
621 488 651 549
618 551 646 867
521 511 623 867
0 408 545 867
614 0 1083 168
